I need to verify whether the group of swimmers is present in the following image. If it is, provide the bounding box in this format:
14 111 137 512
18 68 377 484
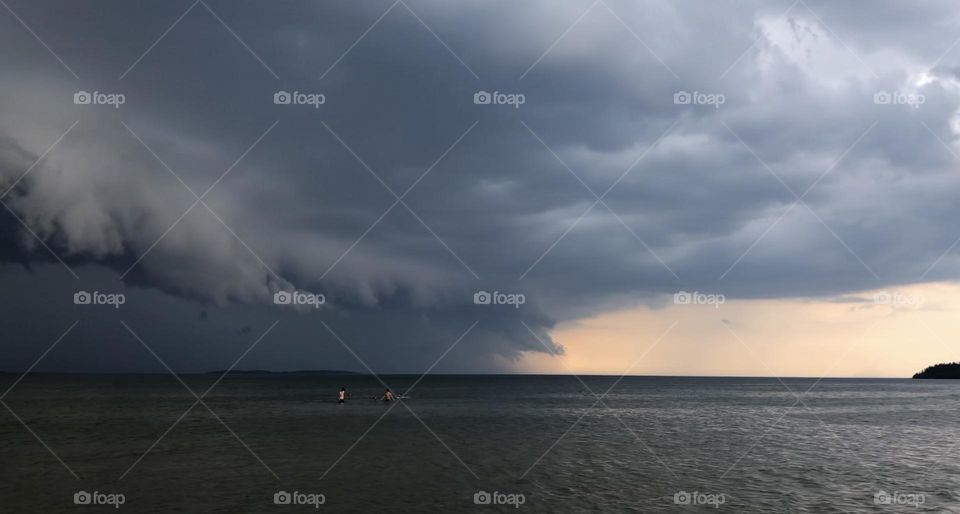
337 387 396 403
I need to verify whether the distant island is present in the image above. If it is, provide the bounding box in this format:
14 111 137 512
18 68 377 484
913 363 960 379
206 369 362 375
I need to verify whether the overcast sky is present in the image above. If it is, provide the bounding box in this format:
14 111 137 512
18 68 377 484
3 0 960 375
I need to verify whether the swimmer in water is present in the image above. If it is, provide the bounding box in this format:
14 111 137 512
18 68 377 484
382 388 395 402
338 387 346 404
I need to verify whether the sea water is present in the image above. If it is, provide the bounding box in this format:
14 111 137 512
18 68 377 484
1 375 957 512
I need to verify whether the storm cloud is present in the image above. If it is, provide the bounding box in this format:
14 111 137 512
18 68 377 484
3 0 960 372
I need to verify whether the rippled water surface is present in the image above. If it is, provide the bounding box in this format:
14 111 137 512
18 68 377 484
2 375 959 512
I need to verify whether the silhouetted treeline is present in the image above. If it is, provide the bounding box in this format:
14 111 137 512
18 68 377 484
913 362 960 379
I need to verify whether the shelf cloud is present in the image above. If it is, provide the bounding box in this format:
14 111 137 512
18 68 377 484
3 0 960 372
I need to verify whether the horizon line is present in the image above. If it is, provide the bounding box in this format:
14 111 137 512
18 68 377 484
0 370 924 379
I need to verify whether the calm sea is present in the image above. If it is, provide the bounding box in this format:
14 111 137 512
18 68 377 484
0 375 957 512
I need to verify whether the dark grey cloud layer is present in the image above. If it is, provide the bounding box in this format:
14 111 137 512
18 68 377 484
3 0 960 372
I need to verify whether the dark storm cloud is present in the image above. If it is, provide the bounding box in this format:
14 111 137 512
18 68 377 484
3 0 960 371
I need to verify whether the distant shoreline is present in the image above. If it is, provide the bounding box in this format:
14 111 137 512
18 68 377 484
913 362 960 379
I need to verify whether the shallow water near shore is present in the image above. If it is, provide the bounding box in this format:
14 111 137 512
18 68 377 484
1 375 959 512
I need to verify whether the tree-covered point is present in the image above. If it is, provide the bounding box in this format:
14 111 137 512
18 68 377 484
913 362 960 379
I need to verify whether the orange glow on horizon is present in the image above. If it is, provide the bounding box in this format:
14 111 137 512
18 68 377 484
508 282 960 378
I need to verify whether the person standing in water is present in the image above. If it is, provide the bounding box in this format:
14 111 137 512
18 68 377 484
338 387 346 404
382 388 395 402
